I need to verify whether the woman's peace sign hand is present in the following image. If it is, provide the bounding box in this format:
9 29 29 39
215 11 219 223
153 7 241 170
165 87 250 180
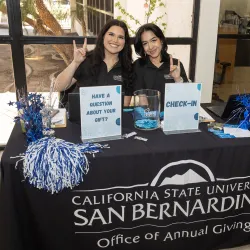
169 55 182 82
73 38 87 65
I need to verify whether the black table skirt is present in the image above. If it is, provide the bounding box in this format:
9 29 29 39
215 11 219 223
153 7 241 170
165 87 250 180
1 112 250 250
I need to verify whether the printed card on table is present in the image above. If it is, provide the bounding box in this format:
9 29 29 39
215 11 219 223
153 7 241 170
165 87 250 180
163 83 202 134
80 85 122 142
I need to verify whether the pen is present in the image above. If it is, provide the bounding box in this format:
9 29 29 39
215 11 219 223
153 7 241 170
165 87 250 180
52 119 62 124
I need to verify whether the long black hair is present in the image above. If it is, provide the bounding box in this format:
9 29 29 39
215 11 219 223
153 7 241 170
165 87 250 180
88 19 133 93
134 23 169 63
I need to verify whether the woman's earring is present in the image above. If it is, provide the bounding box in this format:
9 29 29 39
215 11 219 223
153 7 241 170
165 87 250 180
144 52 147 57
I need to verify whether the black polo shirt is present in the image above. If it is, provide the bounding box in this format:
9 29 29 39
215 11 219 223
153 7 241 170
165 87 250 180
133 57 188 110
73 56 132 95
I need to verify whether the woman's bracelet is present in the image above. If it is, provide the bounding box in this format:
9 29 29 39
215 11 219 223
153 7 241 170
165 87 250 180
175 77 184 83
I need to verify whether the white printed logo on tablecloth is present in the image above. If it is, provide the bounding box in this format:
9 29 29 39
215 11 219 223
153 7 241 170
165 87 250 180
71 159 250 248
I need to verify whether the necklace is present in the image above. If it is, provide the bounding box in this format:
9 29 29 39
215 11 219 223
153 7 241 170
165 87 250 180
106 60 119 72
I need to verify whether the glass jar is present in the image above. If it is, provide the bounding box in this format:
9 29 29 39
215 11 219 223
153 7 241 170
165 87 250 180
133 89 160 130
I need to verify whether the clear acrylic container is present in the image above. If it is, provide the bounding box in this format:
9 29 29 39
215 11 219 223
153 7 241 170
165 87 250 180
133 89 160 130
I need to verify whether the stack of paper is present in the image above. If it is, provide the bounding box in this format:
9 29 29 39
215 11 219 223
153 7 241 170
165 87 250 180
51 108 67 128
223 127 250 138
199 107 215 123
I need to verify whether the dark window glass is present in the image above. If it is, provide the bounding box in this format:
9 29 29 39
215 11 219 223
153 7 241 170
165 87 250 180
89 10 93 33
100 13 105 29
106 15 112 23
96 0 100 10
93 11 96 35
0 45 14 92
87 9 91 32
100 0 104 10
96 13 100 34
111 0 114 13
105 0 112 12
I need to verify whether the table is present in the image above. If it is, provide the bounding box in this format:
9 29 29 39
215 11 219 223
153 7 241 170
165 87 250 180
1 112 250 250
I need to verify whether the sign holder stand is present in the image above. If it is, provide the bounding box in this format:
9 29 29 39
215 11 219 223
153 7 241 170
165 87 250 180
163 128 201 135
81 135 122 143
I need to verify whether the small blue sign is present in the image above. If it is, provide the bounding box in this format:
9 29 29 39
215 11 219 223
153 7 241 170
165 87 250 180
80 85 122 141
163 83 202 133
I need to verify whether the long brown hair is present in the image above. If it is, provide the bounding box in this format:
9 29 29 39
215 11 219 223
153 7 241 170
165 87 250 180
89 19 133 92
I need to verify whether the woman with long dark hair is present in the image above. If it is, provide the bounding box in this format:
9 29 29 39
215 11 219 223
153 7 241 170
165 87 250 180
133 23 188 109
55 19 133 106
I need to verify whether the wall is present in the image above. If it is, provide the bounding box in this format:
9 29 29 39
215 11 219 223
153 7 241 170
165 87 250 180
195 0 220 103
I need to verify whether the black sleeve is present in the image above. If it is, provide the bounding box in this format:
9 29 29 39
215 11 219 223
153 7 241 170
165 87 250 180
73 64 81 81
124 85 134 96
180 61 189 82
133 59 145 91
73 60 88 81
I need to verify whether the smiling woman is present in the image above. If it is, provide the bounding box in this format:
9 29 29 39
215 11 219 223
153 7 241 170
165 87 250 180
133 23 189 110
55 19 134 106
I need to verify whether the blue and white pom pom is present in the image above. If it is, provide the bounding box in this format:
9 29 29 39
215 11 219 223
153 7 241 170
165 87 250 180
13 137 108 194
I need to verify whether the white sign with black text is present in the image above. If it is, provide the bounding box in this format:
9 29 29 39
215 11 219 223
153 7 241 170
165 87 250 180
80 85 122 142
163 83 202 134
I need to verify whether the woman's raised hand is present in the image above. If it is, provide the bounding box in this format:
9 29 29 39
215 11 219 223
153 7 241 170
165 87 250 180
169 55 182 82
73 38 87 65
